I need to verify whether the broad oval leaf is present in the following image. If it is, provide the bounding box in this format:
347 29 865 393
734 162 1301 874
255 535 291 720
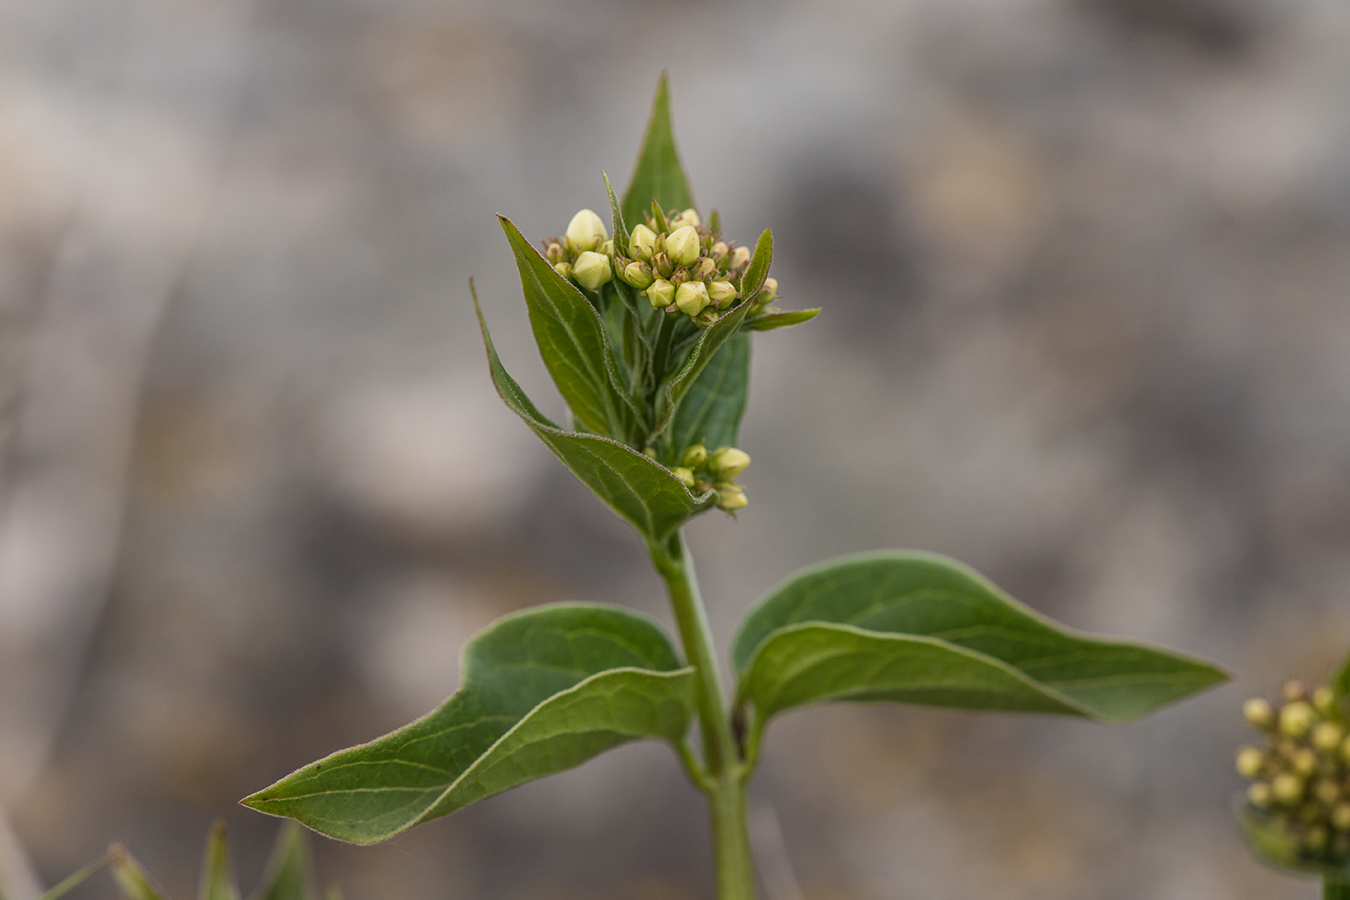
243 604 697 843
669 334 750 456
621 73 694 228
732 551 1227 727
473 284 716 540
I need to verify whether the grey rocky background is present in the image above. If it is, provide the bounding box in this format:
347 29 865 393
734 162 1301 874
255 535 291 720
2 0 1349 897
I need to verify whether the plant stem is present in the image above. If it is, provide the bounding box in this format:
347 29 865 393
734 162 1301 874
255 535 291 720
650 531 755 900
1327 875 1350 900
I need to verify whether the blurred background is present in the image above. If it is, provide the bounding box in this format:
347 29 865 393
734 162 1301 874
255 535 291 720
2 0 1350 897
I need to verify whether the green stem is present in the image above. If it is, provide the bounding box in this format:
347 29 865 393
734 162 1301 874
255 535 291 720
1327 875 1350 900
649 531 755 900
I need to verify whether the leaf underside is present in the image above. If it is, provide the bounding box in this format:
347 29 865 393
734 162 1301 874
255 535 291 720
622 72 694 227
471 283 716 541
244 604 696 844
732 551 1228 726
669 334 750 455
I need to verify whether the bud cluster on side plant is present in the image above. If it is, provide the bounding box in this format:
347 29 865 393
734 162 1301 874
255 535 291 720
1237 679 1350 864
670 442 751 511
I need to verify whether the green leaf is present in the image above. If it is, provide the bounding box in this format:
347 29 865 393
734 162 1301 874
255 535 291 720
36 852 115 900
652 295 756 443
471 283 715 540
602 171 630 253
746 309 821 332
499 216 630 439
1334 645 1350 702
622 73 695 227
739 229 773 304
111 848 169 900
1236 801 1350 880
251 823 315 900
732 551 1228 730
199 821 241 900
669 334 749 456
243 604 698 844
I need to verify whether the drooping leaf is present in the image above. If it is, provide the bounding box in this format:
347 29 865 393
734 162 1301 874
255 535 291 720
622 73 694 227
739 229 773 304
110 848 169 900
472 284 715 540
651 295 755 443
668 334 749 456
732 551 1228 731
1334 644 1350 702
199 821 241 900
251 823 315 900
746 309 821 332
243 604 697 844
499 216 632 440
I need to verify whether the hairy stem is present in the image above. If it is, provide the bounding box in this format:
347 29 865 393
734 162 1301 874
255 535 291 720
650 531 755 900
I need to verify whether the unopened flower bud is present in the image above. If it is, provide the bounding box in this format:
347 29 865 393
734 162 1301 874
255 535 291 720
708 446 751 480
1334 804 1350 830
1314 686 1337 715
730 246 751 269
691 257 716 281
1248 782 1274 809
573 251 613 290
666 226 700 267
682 443 708 468
1280 702 1315 738
1283 680 1308 703
1291 747 1319 776
553 262 573 280
653 252 674 279
694 309 719 328
1316 779 1342 805
708 281 738 308
645 279 675 310
1273 772 1305 804
1235 747 1265 778
622 261 654 289
545 242 565 264
671 467 696 489
1245 698 1276 730
669 208 701 230
715 482 747 511
669 269 688 287
675 280 710 317
629 224 658 260
758 276 778 302
564 208 607 252
1314 721 1345 751
711 241 729 259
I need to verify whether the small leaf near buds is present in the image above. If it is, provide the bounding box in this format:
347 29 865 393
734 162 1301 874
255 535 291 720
667 226 700 267
573 251 613 291
675 281 710 317
708 446 750 480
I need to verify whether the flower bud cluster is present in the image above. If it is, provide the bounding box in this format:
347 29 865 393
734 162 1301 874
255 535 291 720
544 209 615 292
670 442 750 512
615 208 754 329
1237 679 1350 864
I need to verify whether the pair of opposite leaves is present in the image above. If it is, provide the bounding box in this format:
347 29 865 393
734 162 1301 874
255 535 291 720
242 76 1226 843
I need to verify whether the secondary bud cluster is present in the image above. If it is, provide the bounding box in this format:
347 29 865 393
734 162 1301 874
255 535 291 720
670 442 751 512
544 209 615 291
1237 679 1350 864
616 208 755 329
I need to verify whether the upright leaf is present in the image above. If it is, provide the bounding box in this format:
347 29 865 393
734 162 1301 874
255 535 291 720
472 285 715 540
251 823 315 900
739 229 774 304
622 74 694 226
244 604 697 844
500 216 627 438
651 296 755 442
669 334 750 456
200 822 241 900
732 552 1227 732
110 849 169 900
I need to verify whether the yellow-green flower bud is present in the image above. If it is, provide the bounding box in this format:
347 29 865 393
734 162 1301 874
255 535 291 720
1280 701 1315 738
1334 803 1350 830
682 443 708 468
730 245 751 269
692 257 716 281
1273 772 1305 804
1316 779 1341 805
646 278 675 310
1235 747 1265 778
653 252 674 279
553 261 573 280
708 281 738 308
1314 686 1337 715
758 276 778 302
666 225 700 267
622 261 654 289
565 208 607 252
573 251 613 290
669 208 701 229
1283 680 1308 703
671 467 696 489
1313 721 1344 751
694 309 719 328
1245 698 1276 730
1248 782 1274 809
1291 747 1318 776
715 482 747 511
711 241 729 259
708 446 750 480
629 223 658 260
545 242 565 264
675 280 710 316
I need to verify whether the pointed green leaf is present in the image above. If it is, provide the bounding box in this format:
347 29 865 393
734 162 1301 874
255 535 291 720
652 296 755 443
732 551 1227 729
602 171 630 253
111 848 169 900
669 334 749 456
499 216 629 439
472 284 715 539
739 229 773 304
621 74 694 227
1334 645 1350 702
35 853 114 900
244 604 697 844
250 823 315 900
746 309 821 332
199 822 241 900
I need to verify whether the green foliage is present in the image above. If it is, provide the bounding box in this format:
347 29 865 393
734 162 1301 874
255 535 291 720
621 72 694 228
111 850 169 900
199 822 240 900
745 309 821 332
737 229 774 306
244 604 696 843
669 335 750 456
1336 645 1350 702
1237 802 1350 881
732 552 1227 744
252 823 317 900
